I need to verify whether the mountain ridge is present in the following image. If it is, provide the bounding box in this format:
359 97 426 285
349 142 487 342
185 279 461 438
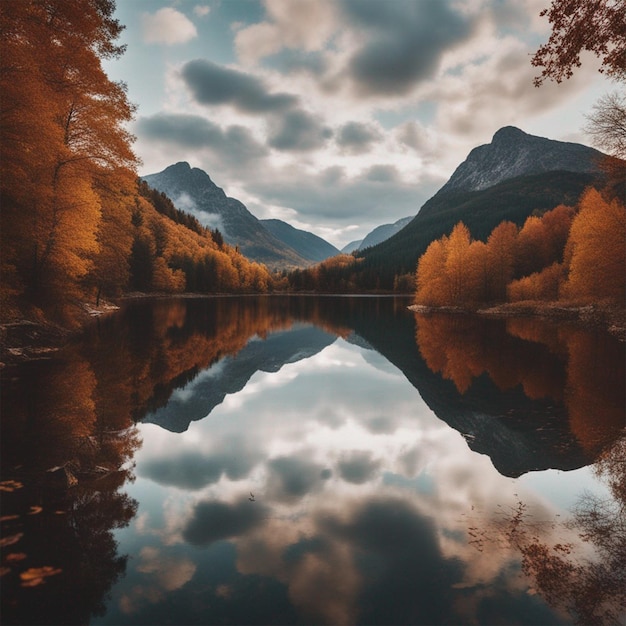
142 162 311 269
437 125 604 195
350 126 611 289
260 219 340 263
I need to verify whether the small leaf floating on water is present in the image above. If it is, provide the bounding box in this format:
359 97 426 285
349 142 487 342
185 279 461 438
0 480 24 492
0 533 24 548
20 566 62 587
28 506 43 515
0 514 20 522
6 553 27 562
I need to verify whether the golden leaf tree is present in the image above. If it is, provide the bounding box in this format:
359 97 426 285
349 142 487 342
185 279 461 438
562 188 626 304
0 0 138 318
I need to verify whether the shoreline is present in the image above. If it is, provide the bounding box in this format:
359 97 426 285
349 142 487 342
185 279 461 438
2 295 624 367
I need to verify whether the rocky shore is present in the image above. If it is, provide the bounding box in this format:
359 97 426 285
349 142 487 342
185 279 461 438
0 301 120 367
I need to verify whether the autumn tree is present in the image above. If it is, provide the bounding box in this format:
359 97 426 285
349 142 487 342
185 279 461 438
0 0 137 318
415 238 450 306
485 221 519 301
445 223 473 304
532 0 626 168
531 0 626 86
86 168 138 303
508 262 565 301
562 187 626 303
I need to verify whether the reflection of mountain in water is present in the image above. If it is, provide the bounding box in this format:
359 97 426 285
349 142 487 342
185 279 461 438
127 296 622 478
143 324 336 432
301 298 619 478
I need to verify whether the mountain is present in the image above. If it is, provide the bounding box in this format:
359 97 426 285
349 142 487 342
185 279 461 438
322 297 600 478
353 127 608 289
143 324 336 433
437 125 604 195
260 219 340 263
341 240 362 254
358 215 414 250
142 162 310 269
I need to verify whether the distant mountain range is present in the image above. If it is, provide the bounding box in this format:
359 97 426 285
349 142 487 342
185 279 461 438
143 126 610 281
260 219 340 263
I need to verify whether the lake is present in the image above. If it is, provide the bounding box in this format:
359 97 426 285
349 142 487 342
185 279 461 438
1 295 624 625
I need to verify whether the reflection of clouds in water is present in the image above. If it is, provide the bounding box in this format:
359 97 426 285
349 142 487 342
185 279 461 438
121 338 582 624
183 497 268 546
337 450 381 484
136 546 196 591
138 436 263 490
267 455 329 502
119 546 196 615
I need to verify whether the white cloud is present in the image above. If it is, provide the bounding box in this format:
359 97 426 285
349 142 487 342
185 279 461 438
193 5 211 18
235 0 338 65
142 8 198 46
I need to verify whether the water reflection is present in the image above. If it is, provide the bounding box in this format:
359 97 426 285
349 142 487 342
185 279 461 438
1 296 624 625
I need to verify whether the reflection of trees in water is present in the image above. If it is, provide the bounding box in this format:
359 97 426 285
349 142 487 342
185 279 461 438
1 474 138 625
416 313 625 623
414 313 625 457
477 433 626 626
0 296 354 623
1 347 140 623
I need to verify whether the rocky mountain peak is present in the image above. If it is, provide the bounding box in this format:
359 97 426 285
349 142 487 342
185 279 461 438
437 126 604 195
491 125 528 143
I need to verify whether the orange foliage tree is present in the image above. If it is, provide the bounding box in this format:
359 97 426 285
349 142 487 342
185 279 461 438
562 188 626 304
0 0 137 317
415 221 519 306
415 238 450 306
414 197 625 310
485 221 519 301
531 0 626 86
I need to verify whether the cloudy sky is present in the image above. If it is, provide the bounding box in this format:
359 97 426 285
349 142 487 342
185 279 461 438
105 0 613 247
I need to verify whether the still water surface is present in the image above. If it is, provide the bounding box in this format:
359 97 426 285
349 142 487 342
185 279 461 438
1 296 624 625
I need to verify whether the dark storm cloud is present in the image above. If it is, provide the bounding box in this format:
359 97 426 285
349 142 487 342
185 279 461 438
337 451 381 484
135 113 268 162
139 447 262 490
336 122 381 153
181 59 298 113
268 109 333 151
267 456 326 502
183 498 268 546
340 0 474 96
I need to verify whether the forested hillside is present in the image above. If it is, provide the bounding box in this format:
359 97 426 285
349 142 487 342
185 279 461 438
414 188 625 307
0 1 274 326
